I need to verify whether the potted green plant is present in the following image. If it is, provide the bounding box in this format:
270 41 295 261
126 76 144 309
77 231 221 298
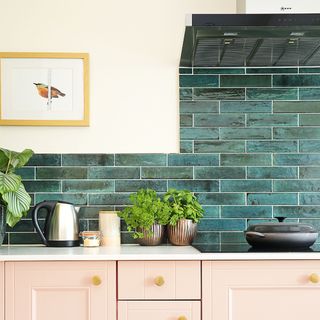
0 147 34 244
118 188 170 246
163 189 204 246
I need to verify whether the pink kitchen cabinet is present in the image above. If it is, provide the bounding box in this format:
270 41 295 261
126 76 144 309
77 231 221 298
0 262 3 320
203 260 320 320
5 261 116 320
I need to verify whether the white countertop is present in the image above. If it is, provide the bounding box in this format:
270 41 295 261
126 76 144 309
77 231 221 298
1 245 320 261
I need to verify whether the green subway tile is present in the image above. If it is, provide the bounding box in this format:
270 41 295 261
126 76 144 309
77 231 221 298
300 67 320 73
274 154 320 166
247 67 298 74
37 167 87 179
248 193 298 205
221 206 272 218
299 88 320 100
121 232 136 244
247 167 298 179
89 193 131 205
299 219 320 232
195 167 246 179
180 101 219 113
247 114 298 127
195 193 245 205
193 232 220 244
194 114 245 127
221 154 271 166
300 167 320 179
7 220 35 233
247 219 278 226
220 232 246 244
79 206 114 219
35 193 87 205
274 101 320 113
179 75 219 87
202 206 220 218
115 154 166 166
180 88 192 100
300 193 320 205
168 154 218 166
274 206 320 218
180 114 193 127
24 181 61 192
221 180 272 192
9 233 42 245
220 101 272 113
300 141 320 153
16 168 35 180
220 128 271 140
62 180 114 193
194 68 245 74
180 141 193 153
274 75 320 87
198 219 246 231
193 88 245 100
180 128 219 140
141 167 193 179
88 167 140 179
300 114 320 126
168 180 219 192
62 154 114 166
247 141 298 153
274 128 320 140
274 180 320 192
28 154 61 166
179 68 192 74
115 180 167 192
246 88 298 100
220 75 271 87
194 141 245 153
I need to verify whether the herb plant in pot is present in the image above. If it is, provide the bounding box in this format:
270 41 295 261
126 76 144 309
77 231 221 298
164 189 204 246
118 189 170 246
0 147 34 245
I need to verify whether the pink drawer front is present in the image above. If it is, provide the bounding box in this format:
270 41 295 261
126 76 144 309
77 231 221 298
118 261 201 300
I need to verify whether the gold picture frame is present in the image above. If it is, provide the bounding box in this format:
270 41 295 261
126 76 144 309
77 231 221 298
0 52 89 126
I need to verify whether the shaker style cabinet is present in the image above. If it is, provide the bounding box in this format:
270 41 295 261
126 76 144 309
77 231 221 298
5 261 116 320
203 260 320 320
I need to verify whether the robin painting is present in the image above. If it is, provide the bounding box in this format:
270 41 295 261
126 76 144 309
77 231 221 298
33 83 66 101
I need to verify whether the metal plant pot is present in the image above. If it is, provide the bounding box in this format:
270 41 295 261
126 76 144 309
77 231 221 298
0 206 6 245
168 219 197 246
136 224 165 246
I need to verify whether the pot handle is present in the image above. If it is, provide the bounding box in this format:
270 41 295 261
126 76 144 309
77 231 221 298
246 231 265 238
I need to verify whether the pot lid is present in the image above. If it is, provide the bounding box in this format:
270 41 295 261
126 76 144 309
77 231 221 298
247 223 317 233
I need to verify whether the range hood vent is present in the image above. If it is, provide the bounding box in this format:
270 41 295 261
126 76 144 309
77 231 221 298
180 14 320 68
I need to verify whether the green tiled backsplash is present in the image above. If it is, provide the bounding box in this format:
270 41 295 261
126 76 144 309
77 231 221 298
7 66 320 246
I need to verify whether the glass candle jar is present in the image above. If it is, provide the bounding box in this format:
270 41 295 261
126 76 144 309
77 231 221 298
79 231 101 247
99 211 121 246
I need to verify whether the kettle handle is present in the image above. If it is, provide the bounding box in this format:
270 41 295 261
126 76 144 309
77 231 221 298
31 201 56 246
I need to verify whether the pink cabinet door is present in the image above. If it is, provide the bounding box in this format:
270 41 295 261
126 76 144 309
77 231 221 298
5 261 116 320
203 260 320 320
0 262 3 320
118 301 201 320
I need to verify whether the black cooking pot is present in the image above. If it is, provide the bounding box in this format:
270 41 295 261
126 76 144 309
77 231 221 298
244 217 318 248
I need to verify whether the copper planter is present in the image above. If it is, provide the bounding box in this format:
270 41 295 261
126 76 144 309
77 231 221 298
136 224 165 246
168 219 197 246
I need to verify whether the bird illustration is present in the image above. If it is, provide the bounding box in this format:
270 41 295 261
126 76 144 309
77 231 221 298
33 83 66 104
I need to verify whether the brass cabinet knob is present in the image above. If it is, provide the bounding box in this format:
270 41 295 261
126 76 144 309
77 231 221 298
178 316 187 320
309 273 319 284
154 276 165 286
92 275 102 286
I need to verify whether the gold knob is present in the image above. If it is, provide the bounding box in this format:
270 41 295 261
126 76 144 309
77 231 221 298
92 275 102 286
309 273 319 284
154 276 165 286
178 316 187 320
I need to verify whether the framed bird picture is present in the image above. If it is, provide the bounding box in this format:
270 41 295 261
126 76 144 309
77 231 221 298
0 52 89 126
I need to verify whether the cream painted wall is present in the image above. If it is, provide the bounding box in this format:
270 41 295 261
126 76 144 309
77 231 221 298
0 0 235 153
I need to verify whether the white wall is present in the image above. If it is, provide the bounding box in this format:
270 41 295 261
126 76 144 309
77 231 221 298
0 0 235 153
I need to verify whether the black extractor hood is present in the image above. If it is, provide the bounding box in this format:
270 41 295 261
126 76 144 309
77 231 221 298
180 14 320 67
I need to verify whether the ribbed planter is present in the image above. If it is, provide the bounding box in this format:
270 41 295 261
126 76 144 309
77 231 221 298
136 224 165 246
168 219 197 246
0 206 6 245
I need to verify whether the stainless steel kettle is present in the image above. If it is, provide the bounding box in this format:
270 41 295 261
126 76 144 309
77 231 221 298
32 201 80 247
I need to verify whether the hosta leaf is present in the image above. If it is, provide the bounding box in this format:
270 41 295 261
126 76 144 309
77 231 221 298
0 172 21 193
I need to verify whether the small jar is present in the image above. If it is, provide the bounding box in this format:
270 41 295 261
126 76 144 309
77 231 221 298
79 231 101 247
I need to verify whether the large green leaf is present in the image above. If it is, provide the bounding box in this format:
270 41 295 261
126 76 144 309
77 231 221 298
0 148 34 172
0 149 8 173
0 172 21 194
